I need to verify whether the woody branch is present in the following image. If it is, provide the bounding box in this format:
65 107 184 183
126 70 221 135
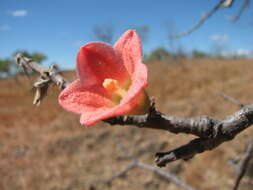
15 53 253 168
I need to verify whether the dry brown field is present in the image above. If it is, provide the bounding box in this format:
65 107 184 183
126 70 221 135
1 59 253 190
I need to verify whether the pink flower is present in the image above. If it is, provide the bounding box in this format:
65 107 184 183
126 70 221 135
58 30 149 126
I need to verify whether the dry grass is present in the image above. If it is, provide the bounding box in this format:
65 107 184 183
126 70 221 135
1 59 253 190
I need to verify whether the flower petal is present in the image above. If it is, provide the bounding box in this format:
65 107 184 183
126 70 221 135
80 107 114 126
58 79 114 114
77 42 129 87
80 105 132 126
80 63 148 126
120 62 148 105
114 30 142 75
80 90 146 126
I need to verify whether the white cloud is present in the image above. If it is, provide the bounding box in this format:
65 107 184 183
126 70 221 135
0 25 10 31
210 34 229 42
7 10 27 17
236 49 251 56
221 49 253 58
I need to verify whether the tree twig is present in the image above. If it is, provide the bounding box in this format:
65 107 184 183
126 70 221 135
136 162 199 190
170 0 250 38
218 92 245 108
232 138 253 190
170 0 229 38
230 0 250 22
104 161 137 186
220 0 235 8
103 142 200 190
217 92 253 190
15 53 69 105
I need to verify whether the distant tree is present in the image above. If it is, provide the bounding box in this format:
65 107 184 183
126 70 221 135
231 54 247 59
93 24 114 44
165 20 187 63
174 47 188 59
0 59 12 77
145 47 173 62
192 49 208 58
11 50 47 75
165 20 179 54
13 50 47 64
0 50 47 78
209 41 228 59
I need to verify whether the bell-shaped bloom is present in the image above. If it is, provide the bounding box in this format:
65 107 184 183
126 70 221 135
58 30 149 126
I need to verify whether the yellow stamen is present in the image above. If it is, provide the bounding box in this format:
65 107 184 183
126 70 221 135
103 79 119 92
103 78 127 99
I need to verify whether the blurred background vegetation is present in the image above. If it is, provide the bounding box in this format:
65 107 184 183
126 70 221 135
0 50 47 78
1 45 248 78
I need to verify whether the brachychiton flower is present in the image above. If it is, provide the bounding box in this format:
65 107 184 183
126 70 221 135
58 30 149 126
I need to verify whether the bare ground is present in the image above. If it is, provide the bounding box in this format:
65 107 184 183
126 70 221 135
1 59 253 190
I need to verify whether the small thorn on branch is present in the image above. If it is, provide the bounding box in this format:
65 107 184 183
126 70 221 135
218 92 246 108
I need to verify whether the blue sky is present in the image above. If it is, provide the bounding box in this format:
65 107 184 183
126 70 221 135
1 0 252 69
